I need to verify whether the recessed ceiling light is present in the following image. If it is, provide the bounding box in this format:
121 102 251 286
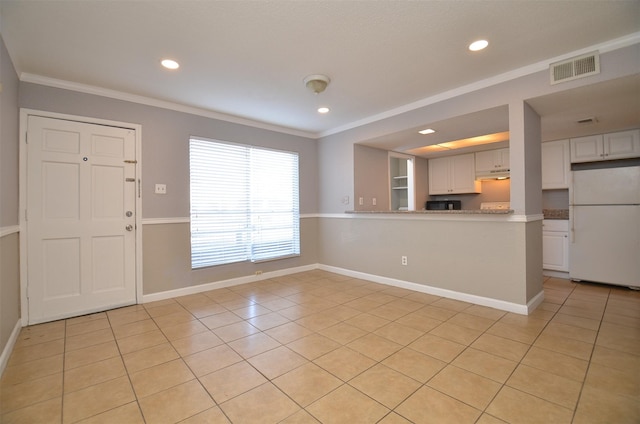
161 59 180 70
419 128 436 135
468 40 489 51
318 107 330 114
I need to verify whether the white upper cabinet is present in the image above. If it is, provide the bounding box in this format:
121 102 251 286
475 148 510 174
570 134 603 162
542 139 570 189
604 130 640 159
570 130 640 163
429 153 481 195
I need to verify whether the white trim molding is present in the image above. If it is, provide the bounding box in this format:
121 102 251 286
320 264 541 315
142 215 319 225
19 109 144 326
0 320 22 378
21 73 315 140
142 217 190 225
141 261 542 315
142 264 318 303
320 32 640 138
0 226 20 238
318 212 540 223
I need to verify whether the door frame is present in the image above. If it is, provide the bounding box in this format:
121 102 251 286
19 109 143 326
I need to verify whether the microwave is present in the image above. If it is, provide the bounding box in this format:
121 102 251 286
426 200 461 210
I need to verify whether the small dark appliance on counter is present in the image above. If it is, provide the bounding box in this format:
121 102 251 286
426 200 462 210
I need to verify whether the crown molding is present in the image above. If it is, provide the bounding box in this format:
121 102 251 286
319 32 640 138
19 73 317 140
18 32 639 141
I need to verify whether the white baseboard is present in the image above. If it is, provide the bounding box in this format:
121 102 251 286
0 319 22 378
0 226 20 238
142 262 542 315
319 264 539 315
142 264 318 303
543 270 570 279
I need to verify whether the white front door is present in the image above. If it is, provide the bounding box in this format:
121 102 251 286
26 115 138 324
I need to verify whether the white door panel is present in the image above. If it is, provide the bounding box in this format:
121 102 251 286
42 238 81 298
570 205 640 286
27 115 137 323
572 166 640 205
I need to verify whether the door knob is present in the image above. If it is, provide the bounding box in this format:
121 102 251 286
125 225 133 232
126 211 133 217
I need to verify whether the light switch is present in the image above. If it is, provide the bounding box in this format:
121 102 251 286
155 184 167 194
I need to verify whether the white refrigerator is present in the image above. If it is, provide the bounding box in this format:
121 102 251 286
569 165 640 288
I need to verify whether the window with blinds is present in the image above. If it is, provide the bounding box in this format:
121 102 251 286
189 138 300 269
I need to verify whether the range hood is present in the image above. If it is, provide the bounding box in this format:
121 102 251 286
476 169 510 180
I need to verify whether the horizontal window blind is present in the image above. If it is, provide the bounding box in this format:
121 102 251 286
190 138 300 268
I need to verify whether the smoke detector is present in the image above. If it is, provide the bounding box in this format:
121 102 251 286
304 74 331 94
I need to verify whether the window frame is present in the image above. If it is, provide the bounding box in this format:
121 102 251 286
189 137 300 269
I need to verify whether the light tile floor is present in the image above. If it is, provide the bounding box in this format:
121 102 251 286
1 271 639 423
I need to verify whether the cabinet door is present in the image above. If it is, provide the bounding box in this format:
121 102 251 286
542 231 569 271
571 135 603 163
428 157 450 194
475 150 498 173
475 148 509 172
604 130 640 160
542 140 570 189
498 148 510 170
450 153 481 194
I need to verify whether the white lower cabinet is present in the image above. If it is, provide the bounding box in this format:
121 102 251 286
542 220 569 272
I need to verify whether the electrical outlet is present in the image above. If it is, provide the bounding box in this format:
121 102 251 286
401 256 408 266
372 198 377 206
342 196 350 205
359 197 364 205
155 184 167 194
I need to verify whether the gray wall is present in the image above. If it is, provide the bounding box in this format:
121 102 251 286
0 34 20 357
1 36 18 227
1 39 637 364
143 219 318 295
316 44 639 307
318 216 537 304
318 44 640 214
353 145 389 211
354 145 430 212
19 84 319 217
18 83 321 295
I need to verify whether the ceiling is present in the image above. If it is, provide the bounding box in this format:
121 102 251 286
1 1 639 146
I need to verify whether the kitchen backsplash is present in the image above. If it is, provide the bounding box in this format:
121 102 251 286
542 189 569 210
428 179 510 210
543 208 569 220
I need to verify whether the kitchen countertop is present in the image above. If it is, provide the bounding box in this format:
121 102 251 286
347 209 513 215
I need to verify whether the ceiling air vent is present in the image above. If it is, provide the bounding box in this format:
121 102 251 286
550 51 600 85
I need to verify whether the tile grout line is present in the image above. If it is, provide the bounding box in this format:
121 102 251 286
7 272 637 423
569 285 611 424
477 278 574 421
